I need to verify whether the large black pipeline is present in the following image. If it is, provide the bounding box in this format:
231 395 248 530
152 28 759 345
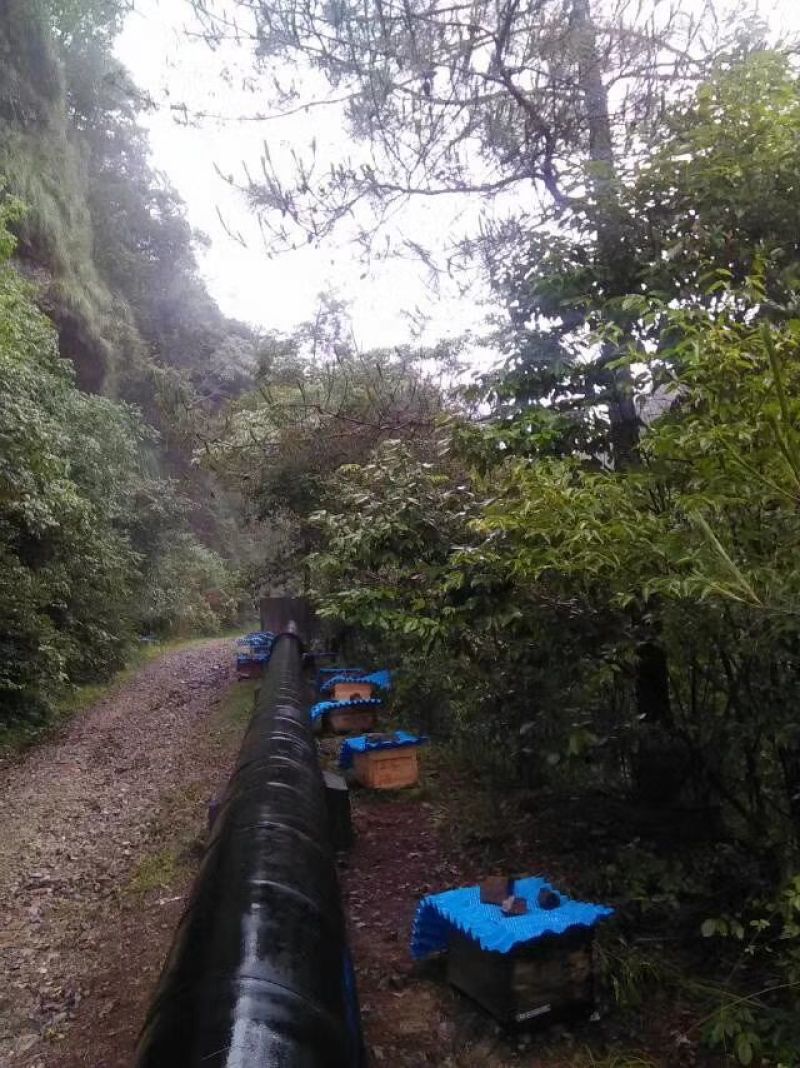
134 630 362 1067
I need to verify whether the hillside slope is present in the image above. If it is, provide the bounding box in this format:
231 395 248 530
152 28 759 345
0 1 261 727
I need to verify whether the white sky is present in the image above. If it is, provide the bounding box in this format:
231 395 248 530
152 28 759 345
116 0 800 350
116 0 492 350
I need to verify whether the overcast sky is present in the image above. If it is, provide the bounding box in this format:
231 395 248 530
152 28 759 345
115 0 492 350
116 0 800 351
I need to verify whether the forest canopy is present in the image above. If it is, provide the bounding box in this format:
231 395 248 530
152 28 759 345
201 28 800 1062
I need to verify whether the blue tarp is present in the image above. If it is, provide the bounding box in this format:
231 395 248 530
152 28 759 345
236 632 274 660
237 631 274 646
360 669 392 691
410 876 613 959
236 652 270 666
339 730 427 770
316 666 365 690
320 668 393 695
309 697 383 724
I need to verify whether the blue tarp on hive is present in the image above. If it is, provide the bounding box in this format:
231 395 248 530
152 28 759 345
320 668 393 694
360 669 392 691
236 652 270 667
236 632 275 662
309 697 383 723
410 876 614 959
339 730 426 769
237 631 274 648
316 666 365 690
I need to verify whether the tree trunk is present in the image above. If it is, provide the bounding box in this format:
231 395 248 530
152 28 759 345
570 3 680 802
571 0 640 467
635 640 672 726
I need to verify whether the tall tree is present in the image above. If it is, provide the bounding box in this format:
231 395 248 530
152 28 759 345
482 49 800 461
198 0 759 460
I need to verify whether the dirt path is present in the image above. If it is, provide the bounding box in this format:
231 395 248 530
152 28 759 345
0 639 245 1068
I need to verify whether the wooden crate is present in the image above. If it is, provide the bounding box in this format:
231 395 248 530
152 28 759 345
237 659 264 680
332 680 375 702
353 746 419 790
328 707 377 734
446 927 594 1025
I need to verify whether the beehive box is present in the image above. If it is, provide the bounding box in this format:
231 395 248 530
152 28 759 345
328 707 378 734
446 927 594 1025
236 657 264 680
332 680 375 702
353 746 419 789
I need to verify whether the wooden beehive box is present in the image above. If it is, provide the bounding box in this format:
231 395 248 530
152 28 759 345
237 658 264 680
446 927 594 1025
353 746 419 789
332 680 375 702
328 706 378 734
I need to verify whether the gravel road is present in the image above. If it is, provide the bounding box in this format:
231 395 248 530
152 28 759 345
0 639 241 1068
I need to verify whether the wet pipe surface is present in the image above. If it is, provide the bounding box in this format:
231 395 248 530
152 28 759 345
134 632 363 1067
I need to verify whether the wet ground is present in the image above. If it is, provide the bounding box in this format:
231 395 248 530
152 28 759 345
0 639 239 1068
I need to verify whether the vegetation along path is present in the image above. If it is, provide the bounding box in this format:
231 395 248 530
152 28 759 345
0 639 248 1068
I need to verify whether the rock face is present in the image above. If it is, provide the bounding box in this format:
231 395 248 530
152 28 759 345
0 3 257 403
0 3 118 393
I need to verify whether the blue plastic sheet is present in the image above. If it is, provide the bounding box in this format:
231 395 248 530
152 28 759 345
319 672 366 694
320 668 393 694
309 697 383 724
360 669 392 691
317 667 365 691
410 876 614 959
236 631 274 647
236 652 271 666
339 731 427 770
236 632 274 664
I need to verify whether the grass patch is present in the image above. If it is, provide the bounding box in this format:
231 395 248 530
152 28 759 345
208 677 259 743
127 847 180 895
126 782 219 898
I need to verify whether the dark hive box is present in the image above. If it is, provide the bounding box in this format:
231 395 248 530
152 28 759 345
446 926 594 1025
328 706 378 734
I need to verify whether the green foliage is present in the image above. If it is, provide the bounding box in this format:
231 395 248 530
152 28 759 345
308 291 800 1061
204 315 455 590
45 0 130 44
0 197 240 727
0 2 257 408
141 533 240 637
0 2 129 391
636 52 800 304
479 51 800 472
295 55 800 1060
0 2 260 731
0 197 134 717
697 877 800 1063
